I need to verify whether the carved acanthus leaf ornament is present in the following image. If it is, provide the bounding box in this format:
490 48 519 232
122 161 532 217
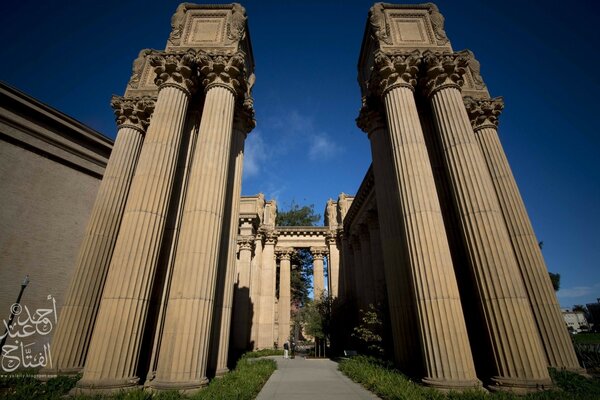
110 95 156 132
463 96 504 131
422 51 468 97
149 51 197 95
197 52 247 95
238 235 255 251
370 50 421 95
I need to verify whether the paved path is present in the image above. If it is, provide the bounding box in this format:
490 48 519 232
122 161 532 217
256 356 380 400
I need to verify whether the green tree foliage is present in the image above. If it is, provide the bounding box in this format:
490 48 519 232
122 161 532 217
276 201 321 306
549 272 561 291
352 304 384 357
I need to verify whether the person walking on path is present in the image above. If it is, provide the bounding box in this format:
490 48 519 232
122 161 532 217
283 341 289 359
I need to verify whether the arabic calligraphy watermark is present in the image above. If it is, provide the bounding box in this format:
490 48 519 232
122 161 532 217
0 295 56 372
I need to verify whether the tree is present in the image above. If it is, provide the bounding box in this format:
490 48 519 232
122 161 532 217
549 272 561 292
276 201 321 306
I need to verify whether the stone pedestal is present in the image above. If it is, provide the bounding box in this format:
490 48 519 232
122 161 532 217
257 233 277 348
151 52 247 392
357 49 479 388
423 51 551 391
76 52 196 393
464 97 581 372
276 248 293 345
48 96 153 375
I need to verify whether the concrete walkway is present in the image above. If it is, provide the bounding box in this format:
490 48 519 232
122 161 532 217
256 356 380 400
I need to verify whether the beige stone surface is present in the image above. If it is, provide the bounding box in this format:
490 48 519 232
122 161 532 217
276 248 293 345
464 97 581 372
423 50 551 391
48 96 153 375
257 232 277 349
311 247 326 299
77 52 196 392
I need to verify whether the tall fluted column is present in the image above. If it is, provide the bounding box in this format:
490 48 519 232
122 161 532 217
326 233 340 297
257 233 277 348
423 51 552 391
232 235 254 351
277 248 293 344
366 211 386 306
350 235 364 309
77 51 197 393
151 52 248 392
47 96 154 375
212 109 253 375
357 49 478 388
464 97 581 371
358 228 375 307
249 232 264 348
311 248 326 299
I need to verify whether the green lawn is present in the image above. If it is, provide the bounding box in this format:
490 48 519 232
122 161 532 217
573 333 600 345
339 356 600 400
0 351 276 400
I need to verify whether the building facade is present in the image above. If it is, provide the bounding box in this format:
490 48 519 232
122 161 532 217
0 1 580 395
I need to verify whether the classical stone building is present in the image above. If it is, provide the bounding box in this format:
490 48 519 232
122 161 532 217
0 1 578 395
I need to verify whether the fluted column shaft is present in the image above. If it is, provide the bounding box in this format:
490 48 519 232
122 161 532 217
379 85 478 386
367 214 386 306
232 236 254 351
350 236 364 308
249 234 264 348
277 251 292 344
213 123 247 375
78 61 195 390
464 98 580 371
424 51 551 391
326 236 340 297
257 235 277 348
50 104 149 374
358 230 375 307
312 250 325 299
152 83 236 390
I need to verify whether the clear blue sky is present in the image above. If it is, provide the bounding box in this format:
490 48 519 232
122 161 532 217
1 1 598 307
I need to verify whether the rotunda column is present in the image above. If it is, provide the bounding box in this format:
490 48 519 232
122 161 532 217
232 235 255 351
463 96 581 372
276 248 293 344
257 232 278 348
47 96 154 375
357 49 478 388
311 248 326 299
422 50 552 391
151 52 249 392
76 51 197 393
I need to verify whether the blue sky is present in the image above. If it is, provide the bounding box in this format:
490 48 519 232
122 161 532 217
1 0 598 307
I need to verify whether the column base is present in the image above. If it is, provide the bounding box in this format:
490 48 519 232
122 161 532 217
147 377 209 394
488 376 553 394
422 376 482 392
72 376 141 395
214 368 229 378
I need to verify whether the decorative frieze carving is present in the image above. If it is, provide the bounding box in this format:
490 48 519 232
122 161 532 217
149 50 197 95
464 96 504 131
197 51 247 95
110 95 156 132
421 50 468 97
369 3 392 45
370 50 421 95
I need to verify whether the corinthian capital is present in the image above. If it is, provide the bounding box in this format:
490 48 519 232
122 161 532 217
238 235 255 251
463 96 504 131
197 51 247 96
369 50 421 95
276 248 294 260
110 95 156 132
421 51 468 97
356 100 386 136
149 50 197 95
311 247 327 260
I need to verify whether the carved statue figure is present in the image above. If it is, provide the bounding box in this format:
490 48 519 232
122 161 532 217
228 3 247 42
168 3 188 46
369 3 392 45
128 49 153 88
427 3 449 44
326 199 337 228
